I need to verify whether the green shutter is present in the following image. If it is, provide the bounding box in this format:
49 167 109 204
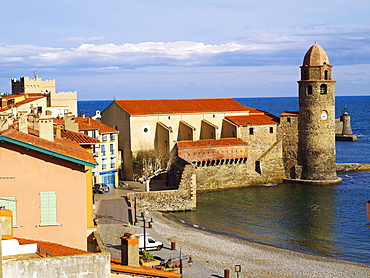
40 191 57 225
0 197 17 226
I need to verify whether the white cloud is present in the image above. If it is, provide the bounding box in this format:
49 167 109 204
64 36 105 43
1 26 370 81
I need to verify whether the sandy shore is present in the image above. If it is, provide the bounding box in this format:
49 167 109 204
147 211 370 278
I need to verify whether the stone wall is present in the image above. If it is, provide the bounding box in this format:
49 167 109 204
196 139 285 191
336 163 370 172
3 252 110 278
279 114 299 178
127 164 196 211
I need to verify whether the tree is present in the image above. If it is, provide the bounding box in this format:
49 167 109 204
132 149 172 191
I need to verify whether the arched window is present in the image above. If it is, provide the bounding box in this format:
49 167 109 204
320 84 327 94
307 85 312 95
324 70 329 80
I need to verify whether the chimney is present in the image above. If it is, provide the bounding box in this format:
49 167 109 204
64 113 78 132
0 113 9 131
120 233 140 267
39 117 54 141
18 112 28 134
55 124 62 139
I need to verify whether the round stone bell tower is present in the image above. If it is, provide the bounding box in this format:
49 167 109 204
297 43 341 183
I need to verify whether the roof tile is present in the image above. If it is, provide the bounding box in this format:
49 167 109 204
114 98 263 115
0 126 96 165
226 114 279 126
74 117 118 133
15 238 90 257
177 138 248 148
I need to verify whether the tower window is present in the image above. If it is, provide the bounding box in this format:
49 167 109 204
320 84 327 94
249 127 254 135
324 70 329 80
303 70 308 80
307 85 312 95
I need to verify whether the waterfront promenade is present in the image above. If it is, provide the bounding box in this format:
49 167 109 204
95 183 370 278
94 182 219 277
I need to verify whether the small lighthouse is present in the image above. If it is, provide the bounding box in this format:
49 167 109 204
335 106 358 141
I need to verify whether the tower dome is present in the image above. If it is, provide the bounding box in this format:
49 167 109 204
302 43 329 66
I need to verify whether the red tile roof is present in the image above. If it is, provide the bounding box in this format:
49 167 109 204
15 238 90 257
0 97 45 112
280 111 299 116
0 126 96 165
177 138 248 162
226 114 279 126
61 129 100 144
74 117 118 134
53 118 65 125
114 98 262 115
177 138 248 148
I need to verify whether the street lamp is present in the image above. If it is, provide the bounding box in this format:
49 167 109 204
141 213 146 251
187 256 193 267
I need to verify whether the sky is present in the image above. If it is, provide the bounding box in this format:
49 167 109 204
1 0 370 100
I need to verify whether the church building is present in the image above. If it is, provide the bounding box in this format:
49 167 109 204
102 43 341 192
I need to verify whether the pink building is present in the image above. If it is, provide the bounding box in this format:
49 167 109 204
0 119 96 250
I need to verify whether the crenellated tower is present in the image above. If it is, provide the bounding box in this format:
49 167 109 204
297 43 341 183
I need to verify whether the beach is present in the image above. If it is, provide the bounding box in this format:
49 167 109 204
147 211 370 278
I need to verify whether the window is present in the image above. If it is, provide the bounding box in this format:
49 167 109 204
40 191 57 225
303 70 308 80
110 157 115 168
287 117 291 123
102 158 107 170
307 85 312 95
0 197 17 226
101 145 106 156
270 127 274 133
324 70 329 80
320 84 327 94
110 143 114 155
249 128 254 135
110 133 114 141
101 134 106 141
92 130 97 138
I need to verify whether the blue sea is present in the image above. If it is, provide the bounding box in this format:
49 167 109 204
78 96 370 265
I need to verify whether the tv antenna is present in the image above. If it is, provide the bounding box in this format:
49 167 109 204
32 70 39 78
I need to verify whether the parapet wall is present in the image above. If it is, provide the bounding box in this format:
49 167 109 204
3 252 110 278
50 91 78 116
12 76 56 95
196 139 285 191
128 164 196 211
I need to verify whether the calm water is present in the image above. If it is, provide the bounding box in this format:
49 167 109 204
79 96 370 264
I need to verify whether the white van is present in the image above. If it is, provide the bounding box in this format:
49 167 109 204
138 235 163 251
